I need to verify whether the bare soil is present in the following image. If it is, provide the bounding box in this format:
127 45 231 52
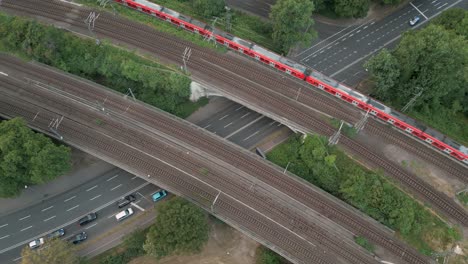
129 219 258 264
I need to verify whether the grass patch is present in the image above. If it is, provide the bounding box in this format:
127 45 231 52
354 236 375 253
266 134 461 255
456 191 468 206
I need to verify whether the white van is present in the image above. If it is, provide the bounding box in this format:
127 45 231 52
115 208 134 221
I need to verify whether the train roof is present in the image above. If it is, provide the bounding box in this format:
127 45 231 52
177 14 191 23
232 37 253 49
337 84 352 94
368 99 391 113
349 91 368 102
133 0 163 11
251 45 281 61
402 116 426 131
190 18 208 29
279 57 307 73
161 7 180 17
460 145 468 155
309 71 339 88
424 127 444 141
443 137 461 150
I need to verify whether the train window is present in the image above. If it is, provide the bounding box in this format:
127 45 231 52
269 61 275 67
318 84 324 90
387 119 395 124
444 148 452 154
239 48 244 53
425 138 433 143
370 110 377 115
165 17 171 22
286 69 291 74
405 128 413 133
194 28 199 33
335 93 342 98
255 55 260 60
351 101 358 105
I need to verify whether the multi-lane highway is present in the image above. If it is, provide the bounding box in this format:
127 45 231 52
0 169 161 263
0 54 431 264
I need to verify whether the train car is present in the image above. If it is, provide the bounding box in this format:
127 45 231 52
115 0 468 165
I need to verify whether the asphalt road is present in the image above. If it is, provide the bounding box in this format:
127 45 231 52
296 0 466 87
226 0 466 87
195 100 285 149
0 169 161 263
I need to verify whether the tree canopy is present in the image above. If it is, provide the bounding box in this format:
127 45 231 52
333 0 370 18
21 238 79 264
192 0 226 18
270 0 317 54
143 197 209 258
0 118 71 197
365 11 468 143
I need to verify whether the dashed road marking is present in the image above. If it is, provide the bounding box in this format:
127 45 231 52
20 226 32 232
64 196 76 202
43 215 56 222
131 202 145 212
0 224 8 229
41 206 54 212
19 215 31 221
0 235 10 240
66 205 79 212
106 175 118 182
224 122 233 128
219 114 229 120
85 223 97 230
86 185 98 192
111 184 122 191
0 72 8 76
90 194 102 201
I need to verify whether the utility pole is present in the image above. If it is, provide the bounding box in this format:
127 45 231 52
98 0 117 15
204 17 219 43
402 87 423 113
84 11 100 45
211 190 221 212
182 47 192 73
283 161 292 174
355 109 370 132
225 6 232 32
328 120 343 145
125 88 136 101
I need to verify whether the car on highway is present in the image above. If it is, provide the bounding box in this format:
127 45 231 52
117 194 136 208
28 238 44 249
151 189 167 202
48 228 65 239
115 208 134 221
409 16 420 26
72 232 87 244
78 212 97 226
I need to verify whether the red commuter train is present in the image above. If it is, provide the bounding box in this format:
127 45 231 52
114 0 468 165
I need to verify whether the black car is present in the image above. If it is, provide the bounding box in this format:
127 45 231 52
116 194 136 208
72 232 87 244
78 212 97 226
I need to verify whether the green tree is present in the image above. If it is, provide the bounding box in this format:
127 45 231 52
364 49 400 101
0 118 71 197
379 0 402 4
192 0 226 18
144 197 210 258
431 8 466 33
257 246 287 264
333 0 370 18
270 0 317 54
21 238 79 264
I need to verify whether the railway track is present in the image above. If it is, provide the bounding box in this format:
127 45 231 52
0 75 379 264
0 56 434 264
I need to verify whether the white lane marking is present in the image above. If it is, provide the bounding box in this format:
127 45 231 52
203 124 211 129
85 223 97 230
431 0 437 3
434 2 441 6
219 114 229 120
111 184 122 191
20 226 32 232
64 195 76 202
131 176 138 180
107 214 115 219
330 0 461 78
0 182 150 254
43 215 56 222
0 224 8 229
66 205 79 212
86 185 98 192
0 72 8 76
410 2 428 19
19 215 31 221
106 174 119 181
224 122 233 128
225 115 264 139
41 206 54 212
13 256 22 262
295 23 355 56
235 106 244 111
59 0 82 6
0 235 10 240
243 130 260 141
437 3 447 9
131 202 145 212
240 112 250 119
90 194 102 201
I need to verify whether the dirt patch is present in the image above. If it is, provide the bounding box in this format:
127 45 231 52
129 219 258 264
356 129 465 199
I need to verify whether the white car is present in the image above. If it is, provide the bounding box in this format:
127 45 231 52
115 208 133 221
28 238 44 249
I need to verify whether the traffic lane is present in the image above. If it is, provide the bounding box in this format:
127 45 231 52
299 0 461 76
209 110 263 138
3 183 160 264
196 100 241 128
200 107 260 137
0 170 146 252
228 118 284 149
